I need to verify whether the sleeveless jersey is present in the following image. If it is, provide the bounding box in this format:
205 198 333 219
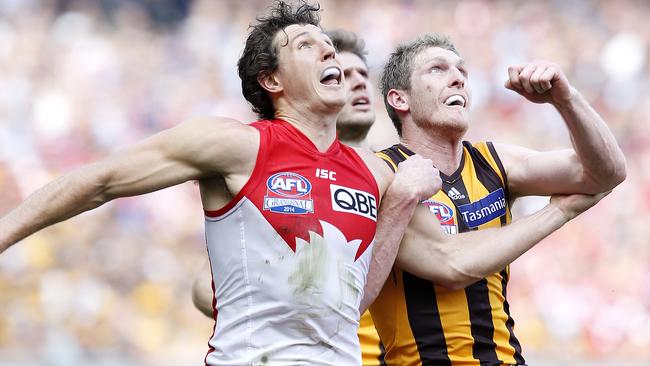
359 310 386 366
371 142 525 366
203 119 379 366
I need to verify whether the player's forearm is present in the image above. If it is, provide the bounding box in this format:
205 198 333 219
554 89 627 191
0 164 110 253
441 203 568 289
360 182 420 313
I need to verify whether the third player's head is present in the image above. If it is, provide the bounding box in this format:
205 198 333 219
381 33 471 140
238 1 345 121
327 30 375 144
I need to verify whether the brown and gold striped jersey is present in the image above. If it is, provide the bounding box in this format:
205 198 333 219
371 141 525 366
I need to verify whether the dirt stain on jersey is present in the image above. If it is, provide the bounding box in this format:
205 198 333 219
288 231 329 301
341 265 360 300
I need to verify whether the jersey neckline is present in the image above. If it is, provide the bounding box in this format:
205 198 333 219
272 118 342 156
396 143 466 184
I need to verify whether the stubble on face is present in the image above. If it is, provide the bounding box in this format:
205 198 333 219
406 47 471 138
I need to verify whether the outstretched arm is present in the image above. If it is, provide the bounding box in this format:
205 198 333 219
501 61 626 198
397 191 608 290
359 154 441 313
0 117 258 253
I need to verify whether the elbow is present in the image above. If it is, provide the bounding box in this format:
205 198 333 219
433 260 481 291
584 157 627 194
610 157 627 188
600 158 628 192
437 275 478 292
605 150 628 189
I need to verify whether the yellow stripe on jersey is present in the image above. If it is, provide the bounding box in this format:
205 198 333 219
375 152 398 172
371 270 425 366
359 310 386 366
370 142 525 366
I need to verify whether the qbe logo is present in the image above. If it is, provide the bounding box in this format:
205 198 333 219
264 172 314 214
330 184 377 221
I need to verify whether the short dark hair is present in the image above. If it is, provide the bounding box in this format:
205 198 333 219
238 1 322 120
326 29 367 64
380 33 459 135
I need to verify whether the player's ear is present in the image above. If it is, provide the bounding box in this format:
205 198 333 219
259 71 283 94
387 89 409 112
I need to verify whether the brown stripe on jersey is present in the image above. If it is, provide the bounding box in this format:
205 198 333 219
376 144 411 172
486 142 509 198
403 271 452 365
395 143 415 158
376 152 398 172
465 279 500 363
389 144 412 162
501 268 525 364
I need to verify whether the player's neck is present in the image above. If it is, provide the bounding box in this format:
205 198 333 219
337 126 371 148
275 106 339 152
400 116 467 175
401 134 464 177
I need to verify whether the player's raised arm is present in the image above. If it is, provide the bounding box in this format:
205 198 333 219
500 60 626 198
396 190 608 290
358 152 441 312
0 117 258 253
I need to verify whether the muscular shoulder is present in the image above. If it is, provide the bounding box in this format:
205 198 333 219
351 147 395 198
165 116 260 176
490 142 539 174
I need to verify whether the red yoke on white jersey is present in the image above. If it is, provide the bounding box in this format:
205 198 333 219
203 119 379 366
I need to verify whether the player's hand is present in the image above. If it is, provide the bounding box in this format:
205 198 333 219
392 155 442 201
505 60 574 105
549 191 610 221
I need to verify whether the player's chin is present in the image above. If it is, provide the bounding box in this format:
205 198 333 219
442 114 469 130
344 111 375 126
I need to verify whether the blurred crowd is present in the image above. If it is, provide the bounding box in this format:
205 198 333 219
0 0 648 365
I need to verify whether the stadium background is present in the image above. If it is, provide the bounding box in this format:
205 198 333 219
0 0 648 365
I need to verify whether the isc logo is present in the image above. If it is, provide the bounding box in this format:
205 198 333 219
267 172 312 197
330 184 377 221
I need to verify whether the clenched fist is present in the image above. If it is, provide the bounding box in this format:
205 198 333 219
505 60 574 105
392 154 442 202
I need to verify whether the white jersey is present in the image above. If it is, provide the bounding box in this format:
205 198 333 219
203 120 380 366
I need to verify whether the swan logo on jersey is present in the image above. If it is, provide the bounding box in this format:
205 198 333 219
330 184 377 221
264 172 314 214
457 188 506 228
422 199 457 234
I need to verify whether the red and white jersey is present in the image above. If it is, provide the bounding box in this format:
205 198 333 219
203 119 379 366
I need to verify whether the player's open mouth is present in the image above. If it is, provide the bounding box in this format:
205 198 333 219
444 95 466 108
351 95 370 110
320 66 342 86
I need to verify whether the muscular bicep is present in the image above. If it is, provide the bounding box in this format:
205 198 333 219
100 117 258 200
494 143 587 198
